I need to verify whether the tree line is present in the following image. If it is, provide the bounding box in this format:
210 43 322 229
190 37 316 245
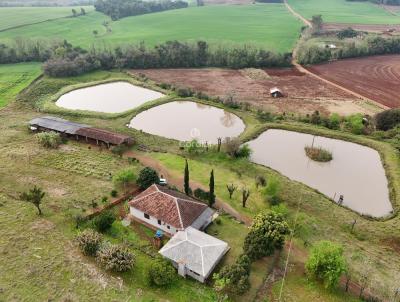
346 0 400 5
297 35 400 65
94 0 188 20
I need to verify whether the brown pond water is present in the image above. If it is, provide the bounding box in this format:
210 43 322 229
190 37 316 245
128 101 245 144
56 81 164 113
247 129 392 217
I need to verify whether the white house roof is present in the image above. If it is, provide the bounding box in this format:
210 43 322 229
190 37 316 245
159 227 229 278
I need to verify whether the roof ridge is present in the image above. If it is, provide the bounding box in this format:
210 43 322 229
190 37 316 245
174 197 184 228
177 197 207 207
200 244 206 276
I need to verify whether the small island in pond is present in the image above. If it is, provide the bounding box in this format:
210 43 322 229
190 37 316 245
305 146 333 162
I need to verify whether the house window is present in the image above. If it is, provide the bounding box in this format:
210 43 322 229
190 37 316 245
144 213 150 219
157 219 161 225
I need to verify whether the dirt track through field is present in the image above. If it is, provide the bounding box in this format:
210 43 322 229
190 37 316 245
284 0 312 27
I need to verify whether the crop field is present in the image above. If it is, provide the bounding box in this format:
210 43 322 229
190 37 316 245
0 6 93 31
131 68 381 116
0 62 41 108
308 55 400 108
287 0 400 24
0 4 302 53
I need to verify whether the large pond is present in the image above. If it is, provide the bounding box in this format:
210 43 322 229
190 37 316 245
56 81 164 113
247 129 392 217
128 101 245 144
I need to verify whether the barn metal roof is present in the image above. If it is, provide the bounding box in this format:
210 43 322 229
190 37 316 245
29 116 89 135
159 227 229 278
75 127 132 145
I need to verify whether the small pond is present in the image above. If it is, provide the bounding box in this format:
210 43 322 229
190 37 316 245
247 129 392 217
128 101 245 144
56 81 164 113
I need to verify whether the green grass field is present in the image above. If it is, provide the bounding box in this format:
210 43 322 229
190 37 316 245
0 6 94 31
288 0 400 24
0 62 41 108
0 4 302 53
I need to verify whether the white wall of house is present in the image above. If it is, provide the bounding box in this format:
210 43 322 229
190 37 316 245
130 207 180 235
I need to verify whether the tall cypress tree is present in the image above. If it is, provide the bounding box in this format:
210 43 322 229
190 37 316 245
209 169 215 207
184 159 190 195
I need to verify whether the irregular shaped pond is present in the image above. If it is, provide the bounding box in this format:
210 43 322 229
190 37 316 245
247 129 392 217
128 101 245 144
56 81 164 113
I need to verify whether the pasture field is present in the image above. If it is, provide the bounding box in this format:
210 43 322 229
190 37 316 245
287 0 400 24
0 4 302 53
0 6 93 31
0 62 41 108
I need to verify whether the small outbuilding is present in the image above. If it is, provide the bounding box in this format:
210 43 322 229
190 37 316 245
159 226 229 283
270 87 283 98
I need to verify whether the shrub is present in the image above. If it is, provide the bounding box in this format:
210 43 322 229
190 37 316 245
262 177 280 205
76 229 103 256
91 211 116 233
137 167 160 189
375 109 400 131
224 138 252 158
306 241 347 288
305 146 333 162
36 131 62 149
176 87 194 97
256 109 274 122
111 145 128 157
147 258 176 287
244 211 289 261
345 114 364 134
337 27 358 40
97 243 135 272
194 188 210 201
255 175 267 188
110 190 118 197
236 144 252 159
328 113 341 130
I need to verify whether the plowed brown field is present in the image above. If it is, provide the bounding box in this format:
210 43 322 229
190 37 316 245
308 55 400 108
130 68 380 115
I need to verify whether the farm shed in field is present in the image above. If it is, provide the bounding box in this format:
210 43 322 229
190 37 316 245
159 227 229 283
29 116 133 147
270 87 283 98
128 184 215 236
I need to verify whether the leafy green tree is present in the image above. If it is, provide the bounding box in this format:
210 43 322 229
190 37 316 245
244 211 289 261
20 186 45 215
76 229 103 256
112 169 136 190
80 7 86 15
209 169 215 207
72 8 77 17
184 159 190 195
262 176 281 205
147 258 176 287
375 108 400 131
311 15 323 32
305 240 348 288
137 167 159 189
226 183 237 199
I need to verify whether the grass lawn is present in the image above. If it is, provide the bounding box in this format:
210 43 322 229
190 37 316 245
0 6 94 31
0 62 41 108
0 4 302 53
288 0 400 24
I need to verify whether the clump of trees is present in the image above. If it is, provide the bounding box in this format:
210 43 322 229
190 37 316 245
305 240 347 288
147 257 176 287
213 254 251 295
297 35 400 65
136 167 160 189
223 138 252 159
375 108 400 131
94 0 188 20
243 210 289 261
97 243 135 272
337 27 358 40
36 131 62 148
91 211 116 233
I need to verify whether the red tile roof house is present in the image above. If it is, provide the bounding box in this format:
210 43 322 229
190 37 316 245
128 184 215 236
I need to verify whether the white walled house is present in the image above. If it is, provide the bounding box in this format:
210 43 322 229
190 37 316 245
159 227 229 283
128 184 215 236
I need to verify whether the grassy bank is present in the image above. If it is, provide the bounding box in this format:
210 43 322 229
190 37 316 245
0 62 41 108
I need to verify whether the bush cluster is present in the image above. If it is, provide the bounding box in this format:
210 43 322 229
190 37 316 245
147 258 176 287
97 243 135 272
375 109 400 131
36 131 62 148
193 188 210 201
76 229 103 256
91 211 116 233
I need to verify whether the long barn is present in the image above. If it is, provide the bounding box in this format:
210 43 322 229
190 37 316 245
29 116 133 147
